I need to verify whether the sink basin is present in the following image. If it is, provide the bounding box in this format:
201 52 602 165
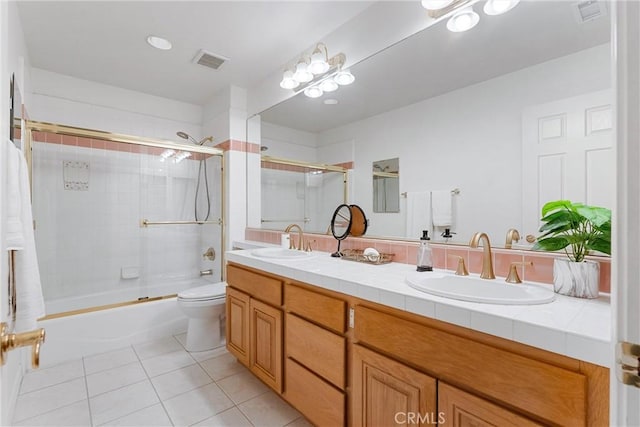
251 247 314 260
405 272 555 305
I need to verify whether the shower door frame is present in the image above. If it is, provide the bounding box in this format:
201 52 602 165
21 119 226 319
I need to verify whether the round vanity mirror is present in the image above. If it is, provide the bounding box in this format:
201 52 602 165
349 204 368 237
330 204 352 257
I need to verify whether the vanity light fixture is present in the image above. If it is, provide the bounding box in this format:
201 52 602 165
483 0 520 15
146 35 172 50
280 42 354 99
319 78 339 92
334 69 355 86
446 6 480 32
309 43 331 74
293 59 314 83
304 86 324 98
421 0 455 10
279 70 299 89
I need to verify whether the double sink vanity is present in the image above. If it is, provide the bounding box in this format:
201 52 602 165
225 244 610 426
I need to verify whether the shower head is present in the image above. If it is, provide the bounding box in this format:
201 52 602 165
176 131 214 146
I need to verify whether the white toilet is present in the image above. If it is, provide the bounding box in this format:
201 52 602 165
177 282 227 352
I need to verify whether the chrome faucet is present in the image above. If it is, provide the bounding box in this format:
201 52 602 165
284 223 308 251
504 228 520 249
469 232 495 279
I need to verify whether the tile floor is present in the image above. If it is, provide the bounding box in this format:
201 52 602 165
12 334 312 427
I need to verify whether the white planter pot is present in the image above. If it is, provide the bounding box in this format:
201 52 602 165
553 259 600 299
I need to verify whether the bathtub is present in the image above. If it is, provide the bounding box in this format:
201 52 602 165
37 278 220 367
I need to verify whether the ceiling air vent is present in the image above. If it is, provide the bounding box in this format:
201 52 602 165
193 50 228 70
574 0 607 23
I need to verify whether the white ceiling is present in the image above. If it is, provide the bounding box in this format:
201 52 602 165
17 1 374 105
260 0 611 133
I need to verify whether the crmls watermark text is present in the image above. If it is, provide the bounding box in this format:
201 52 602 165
394 412 446 425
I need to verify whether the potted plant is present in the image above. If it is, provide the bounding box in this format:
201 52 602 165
532 200 611 298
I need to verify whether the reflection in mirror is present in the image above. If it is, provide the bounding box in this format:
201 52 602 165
260 156 347 233
247 1 613 246
372 158 399 213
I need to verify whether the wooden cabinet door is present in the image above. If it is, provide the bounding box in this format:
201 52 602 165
226 287 250 366
250 298 283 393
438 382 543 427
351 344 437 427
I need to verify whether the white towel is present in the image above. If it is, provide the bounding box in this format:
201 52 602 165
405 192 431 239
431 190 453 227
6 142 24 250
6 142 46 331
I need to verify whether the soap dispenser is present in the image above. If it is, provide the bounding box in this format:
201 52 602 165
416 230 433 272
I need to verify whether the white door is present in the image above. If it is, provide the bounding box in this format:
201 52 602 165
613 2 640 426
522 90 614 237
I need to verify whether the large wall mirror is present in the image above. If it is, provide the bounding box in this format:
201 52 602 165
247 1 613 246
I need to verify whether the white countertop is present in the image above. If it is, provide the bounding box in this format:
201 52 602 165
226 247 612 368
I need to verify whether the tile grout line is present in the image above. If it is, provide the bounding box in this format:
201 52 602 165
170 334 254 427
81 356 96 426
11 396 89 426
132 341 176 426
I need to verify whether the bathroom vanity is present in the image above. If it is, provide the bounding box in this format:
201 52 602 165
225 249 609 426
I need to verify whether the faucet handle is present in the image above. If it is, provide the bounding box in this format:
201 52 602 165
506 261 533 284
448 255 469 276
305 239 315 252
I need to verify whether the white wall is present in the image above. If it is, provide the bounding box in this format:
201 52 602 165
203 85 250 253
30 68 202 141
315 44 611 241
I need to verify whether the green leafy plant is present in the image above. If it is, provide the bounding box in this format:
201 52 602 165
532 200 611 262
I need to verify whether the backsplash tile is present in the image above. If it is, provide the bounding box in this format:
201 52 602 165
245 228 611 293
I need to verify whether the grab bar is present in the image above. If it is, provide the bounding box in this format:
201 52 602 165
261 218 310 223
140 219 222 227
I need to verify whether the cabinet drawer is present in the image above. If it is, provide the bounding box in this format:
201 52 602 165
285 358 345 427
439 382 542 426
227 264 283 307
286 313 345 389
354 305 586 426
285 284 346 333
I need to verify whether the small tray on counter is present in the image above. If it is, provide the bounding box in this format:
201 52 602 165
341 249 394 265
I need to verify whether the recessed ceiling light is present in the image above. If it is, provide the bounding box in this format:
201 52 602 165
323 99 339 105
147 35 172 50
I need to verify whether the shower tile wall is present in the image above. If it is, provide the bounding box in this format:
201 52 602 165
32 139 222 313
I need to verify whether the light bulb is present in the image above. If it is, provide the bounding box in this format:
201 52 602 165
421 0 455 10
483 0 520 15
279 70 299 89
446 7 480 32
293 61 313 83
319 79 339 92
334 70 355 85
309 50 330 75
304 86 323 98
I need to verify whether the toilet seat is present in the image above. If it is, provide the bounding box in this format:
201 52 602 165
178 282 226 302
